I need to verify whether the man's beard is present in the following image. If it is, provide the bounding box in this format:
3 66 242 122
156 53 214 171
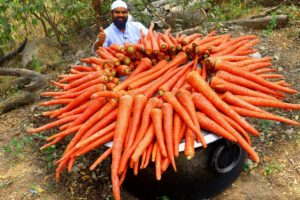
113 17 127 30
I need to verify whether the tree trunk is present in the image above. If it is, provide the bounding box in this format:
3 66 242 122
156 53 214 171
33 12 49 37
0 47 4 57
225 15 289 29
92 0 103 26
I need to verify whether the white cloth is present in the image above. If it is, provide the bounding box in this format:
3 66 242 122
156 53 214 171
111 0 128 11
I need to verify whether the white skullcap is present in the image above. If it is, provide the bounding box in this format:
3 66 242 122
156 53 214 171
111 0 128 11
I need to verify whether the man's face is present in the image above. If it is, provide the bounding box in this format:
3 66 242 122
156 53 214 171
112 7 128 30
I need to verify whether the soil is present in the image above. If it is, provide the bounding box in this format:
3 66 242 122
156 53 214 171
0 22 300 200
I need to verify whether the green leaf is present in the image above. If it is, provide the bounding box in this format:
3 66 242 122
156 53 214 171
32 18 38 25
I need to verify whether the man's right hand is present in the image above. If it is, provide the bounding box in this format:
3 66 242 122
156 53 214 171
97 26 106 45
94 26 106 51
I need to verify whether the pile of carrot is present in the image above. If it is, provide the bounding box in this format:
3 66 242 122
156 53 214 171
28 24 300 200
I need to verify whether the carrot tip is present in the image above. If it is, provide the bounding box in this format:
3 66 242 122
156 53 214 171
186 155 194 160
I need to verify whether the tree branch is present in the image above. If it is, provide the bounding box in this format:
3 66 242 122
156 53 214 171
250 0 288 19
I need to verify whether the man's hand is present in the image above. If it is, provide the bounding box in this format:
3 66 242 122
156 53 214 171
97 26 106 45
94 26 106 51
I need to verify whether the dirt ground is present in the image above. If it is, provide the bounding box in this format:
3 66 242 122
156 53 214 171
1 25 300 200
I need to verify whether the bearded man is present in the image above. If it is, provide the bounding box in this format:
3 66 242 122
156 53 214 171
93 0 148 51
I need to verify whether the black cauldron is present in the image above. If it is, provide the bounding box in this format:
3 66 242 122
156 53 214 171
122 137 247 200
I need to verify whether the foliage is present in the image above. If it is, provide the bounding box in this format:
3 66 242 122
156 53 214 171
0 0 94 53
263 14 277 36
156 195 170 200
2 136 32 158
264 162 284 175
258 120 274 134
275 4 300 21
127 0 153 27
31 55 42 72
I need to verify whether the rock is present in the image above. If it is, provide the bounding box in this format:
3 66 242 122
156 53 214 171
21 37 62 68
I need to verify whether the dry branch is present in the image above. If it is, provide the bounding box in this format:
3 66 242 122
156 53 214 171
225 15 289 29
0 38 27 66
0 68 47 113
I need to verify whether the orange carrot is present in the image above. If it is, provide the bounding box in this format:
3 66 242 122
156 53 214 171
75 122 116 149
65 99 118 151
161 91 202 138
79 108 118 142
210 60 297 94
58 101 90 119
187 71 260 136
112 94 134 200
210 35 256 53
215 70 284 98
75 131 114 157
235 95 300 110
143 67 182 98
90 147 112 170
126 94 148 148
192 93 237 142
176 89 206 147
65 77 107 94
118 97 161 175
210 76 280 100
252 68 277 74
72 65 94 72
143 142 153 168
151 142 158 162
231 39 260 55
46 125 80 141
218 112 251 144
149 23 159 54
161 157 171 172
171 67 192 93
159 61 194 93
131 124 155 163
50 85 104 118
91 91 125 99
128 52 188 89
64 72 107 90
109 43 125 53
182 33 202 45
38 99 72 106
259 73 283 79
161 103 176 171
58 73 88 83
28 114 79 134
155 146 162 181
158 32 176 52
129 57 152 77
151 108 168 158
114 59 168 91
67 97 107 128
196 112 259 162
144 34 152 55
231 105 299 125
40 137 63 150
222 91 264 112
212 39 249 56
172 113 182 158
184 128 195 160
242 62 272 71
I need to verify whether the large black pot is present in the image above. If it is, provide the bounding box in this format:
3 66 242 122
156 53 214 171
122 137 247 200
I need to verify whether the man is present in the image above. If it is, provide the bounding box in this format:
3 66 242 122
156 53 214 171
93 0 148 51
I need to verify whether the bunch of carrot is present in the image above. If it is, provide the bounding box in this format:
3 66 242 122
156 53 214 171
28 26 300 200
